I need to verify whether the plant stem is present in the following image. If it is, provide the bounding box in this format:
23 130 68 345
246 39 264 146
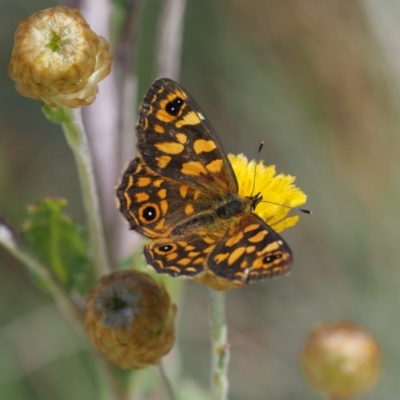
158 363 176 400
61 106 110 277
209 290 230 400
0 221 83 331
156 0 187 79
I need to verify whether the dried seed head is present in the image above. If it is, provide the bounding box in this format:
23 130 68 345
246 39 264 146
8 6 113 107
301 321 382 399
85 271 176 369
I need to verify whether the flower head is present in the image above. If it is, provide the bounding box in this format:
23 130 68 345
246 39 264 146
85 270 176 369
8 6 113 107
229 153 307 232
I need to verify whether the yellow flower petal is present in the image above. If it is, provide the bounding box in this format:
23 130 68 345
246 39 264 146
229 153 307 231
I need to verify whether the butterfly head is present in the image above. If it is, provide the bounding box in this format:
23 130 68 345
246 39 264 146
248 192 263 212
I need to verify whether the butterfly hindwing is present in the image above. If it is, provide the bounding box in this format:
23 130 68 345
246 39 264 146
144 234 215 277
142 214 292 284
208 213 292 283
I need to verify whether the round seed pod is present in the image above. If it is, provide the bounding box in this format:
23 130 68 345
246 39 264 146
85 270 176 369
302 321 382 399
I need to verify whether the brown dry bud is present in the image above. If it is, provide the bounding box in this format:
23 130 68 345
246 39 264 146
301 321 382 399
8 6 113 107
85 270 176 369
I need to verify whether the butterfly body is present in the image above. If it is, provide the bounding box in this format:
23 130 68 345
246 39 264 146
117 78 292 290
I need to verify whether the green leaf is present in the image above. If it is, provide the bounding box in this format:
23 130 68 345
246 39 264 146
22 198 89 290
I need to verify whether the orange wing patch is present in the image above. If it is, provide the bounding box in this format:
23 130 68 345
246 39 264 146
175 133 188 144
179 185 189 198
157 189 167 199
248 230 268 243
227 247 246 266
155 142 184 155
193 139 216 154
137 177 152 187
184 203 194 216
156 108 177 123
181 161 208 176
154 124 165 133
175 111 202 128
135 192 150 203
206 159 224 173
156 155 171 169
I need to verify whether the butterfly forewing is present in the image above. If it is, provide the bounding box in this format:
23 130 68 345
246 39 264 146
137 78 238 194
117 157 219 237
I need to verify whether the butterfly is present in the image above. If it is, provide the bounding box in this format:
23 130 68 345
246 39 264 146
116 78 292 290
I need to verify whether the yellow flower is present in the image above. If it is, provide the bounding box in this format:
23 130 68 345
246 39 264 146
85 271 176 369
8 6 113 108
229 153 307 232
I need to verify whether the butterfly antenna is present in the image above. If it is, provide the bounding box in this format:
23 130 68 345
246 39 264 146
261 200 312 214
251 141 312 215
250 141 264 197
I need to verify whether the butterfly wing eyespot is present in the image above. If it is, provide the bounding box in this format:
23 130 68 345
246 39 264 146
138 203 159 223
165 97 184 116
144 236 212 277
263 254 282 263
154 243 177 254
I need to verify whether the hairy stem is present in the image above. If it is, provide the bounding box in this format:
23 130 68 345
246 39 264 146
60 106 111 277
156 0 187 79
158 363 177 400
209 290 230 400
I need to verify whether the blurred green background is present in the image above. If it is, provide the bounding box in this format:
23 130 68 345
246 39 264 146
1 0 398 399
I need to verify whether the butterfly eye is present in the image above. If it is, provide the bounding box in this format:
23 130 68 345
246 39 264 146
139 204 159 223
165 97 184 116
263 253 282 264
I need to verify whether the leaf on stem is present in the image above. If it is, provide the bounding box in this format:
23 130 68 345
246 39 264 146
22 198 89 290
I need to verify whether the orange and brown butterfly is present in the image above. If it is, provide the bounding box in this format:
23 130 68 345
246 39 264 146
117 78 307 290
